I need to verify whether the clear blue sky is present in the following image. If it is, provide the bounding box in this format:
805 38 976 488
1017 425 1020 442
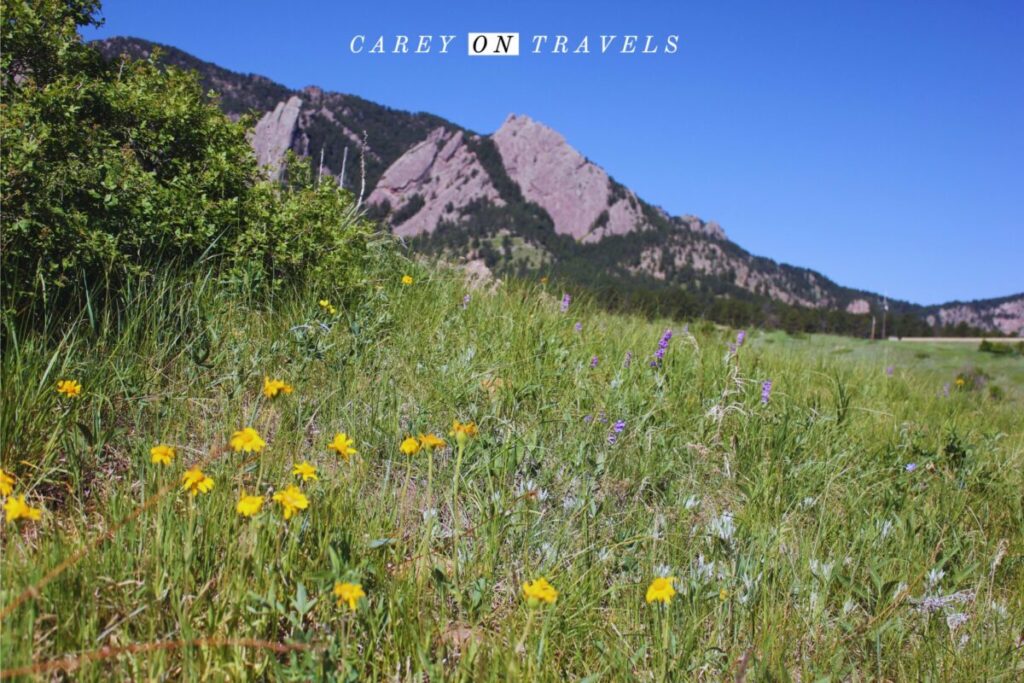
83 0 1023 304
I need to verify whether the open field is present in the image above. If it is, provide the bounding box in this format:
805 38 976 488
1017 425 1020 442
759 332 1024 403
1 268 1022 680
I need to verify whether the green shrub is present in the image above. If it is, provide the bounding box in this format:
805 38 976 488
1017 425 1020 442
0 0 377 320
978 340 1020 356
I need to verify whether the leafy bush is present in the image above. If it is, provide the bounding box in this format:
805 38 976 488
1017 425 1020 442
0 0 377 320
978 340 1021 356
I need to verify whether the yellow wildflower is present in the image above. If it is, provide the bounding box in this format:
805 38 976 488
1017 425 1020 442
400 437 421 456
521 578 558 606
56 379 82 398
418 433 446 450
719 588 730 602
150 444 175 466
182 467 214 496
449 420 479 446
236 493 265 517
292 461 318 482
263 377 294 399
318 299 331 309
0 468 15 497
334 581 366 611
328 433 358 461
401 275 413 286
955 377 966 387
272 484 309 520
645 577 677 605
230 427 267 453
4 495 42 523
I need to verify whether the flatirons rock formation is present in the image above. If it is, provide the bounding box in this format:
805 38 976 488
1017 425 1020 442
368 128 503 237
491 114 644 242
252 95 302 175
92 37 1023 336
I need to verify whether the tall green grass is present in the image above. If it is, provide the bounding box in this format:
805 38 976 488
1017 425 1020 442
1 264 1021 680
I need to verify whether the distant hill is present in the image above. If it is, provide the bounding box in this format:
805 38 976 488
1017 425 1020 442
93 37 1023 336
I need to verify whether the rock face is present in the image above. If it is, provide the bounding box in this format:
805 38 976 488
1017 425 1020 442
846 299 871 315
927 296 1024 337
252 96 302 176
367 127 503 237
491 114 645 242
673 214 726 240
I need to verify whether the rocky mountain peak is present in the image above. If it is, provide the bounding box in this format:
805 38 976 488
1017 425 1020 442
492 113 645 243
251 95 302 177
367 127 503 237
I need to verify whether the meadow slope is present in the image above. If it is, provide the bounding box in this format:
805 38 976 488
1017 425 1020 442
1 264 1022 680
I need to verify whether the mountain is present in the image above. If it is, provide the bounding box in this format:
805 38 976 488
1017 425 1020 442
93 37 1023 336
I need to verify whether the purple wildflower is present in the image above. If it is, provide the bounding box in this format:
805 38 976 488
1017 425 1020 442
736 330 746 346
905 463 917 473
590 355 599 368
462 294 471 309
886 366 894 377
942 382 951 397
623 351 633 368
574 322 582 333
650 328 673 366
560 293 571 313
583 414 593 423
607 433 618 445
728 343 737 355
613 420 626 433
598 412 607 424
760 380 773 405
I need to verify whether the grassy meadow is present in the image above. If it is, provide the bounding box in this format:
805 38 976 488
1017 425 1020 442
1 264 1022 680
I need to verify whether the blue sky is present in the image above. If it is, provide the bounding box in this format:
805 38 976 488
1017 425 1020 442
83 0 1022 304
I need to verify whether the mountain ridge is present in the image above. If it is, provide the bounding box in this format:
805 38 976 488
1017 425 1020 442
92 37 1023 336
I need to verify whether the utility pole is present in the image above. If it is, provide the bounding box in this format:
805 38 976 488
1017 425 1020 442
881 296 889 340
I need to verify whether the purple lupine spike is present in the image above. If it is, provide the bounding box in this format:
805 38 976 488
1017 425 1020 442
574 322 583 333
590 355 599 368
885 366 894 376
761 380 773 405
461 294 471 309
623 351 633 368
651 328 673 366
560 293 571 313
736 330 746 346
728 343 737 355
